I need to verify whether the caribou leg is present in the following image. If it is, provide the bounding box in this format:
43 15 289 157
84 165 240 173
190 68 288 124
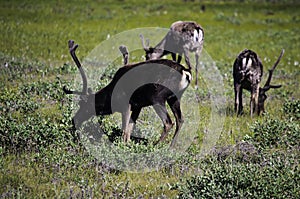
126 107 142 140
234 83 243 115
183 49 192 71
153 103 174 144
177 53 183 64
195 51 200 89
167 97 184 148
250 84 260 117
122 104 132 142
171 53 177 62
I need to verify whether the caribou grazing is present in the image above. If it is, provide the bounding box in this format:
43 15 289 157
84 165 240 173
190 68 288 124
233 49 284 116
140 21 204 88
63 40 192 147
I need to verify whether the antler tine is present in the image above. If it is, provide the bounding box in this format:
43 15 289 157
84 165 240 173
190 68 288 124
139 34 149 51
63 86 83 95
263 49 284 90
270 49 285 71
68 40 88 95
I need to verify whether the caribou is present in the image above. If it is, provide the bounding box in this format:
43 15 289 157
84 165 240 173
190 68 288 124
233 49 284 116
140 21 204 88
63 40 192 147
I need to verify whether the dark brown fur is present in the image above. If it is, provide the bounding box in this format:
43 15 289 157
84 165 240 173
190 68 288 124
233 49 284 116
64 40 192 147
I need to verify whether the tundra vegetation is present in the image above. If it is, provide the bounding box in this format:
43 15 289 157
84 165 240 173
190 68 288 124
0 0 299 198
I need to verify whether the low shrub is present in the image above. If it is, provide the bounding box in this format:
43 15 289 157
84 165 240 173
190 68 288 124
283 99 300 120
177 155 299 199
0 113 73 153
177 101 299 198
250 117 299 150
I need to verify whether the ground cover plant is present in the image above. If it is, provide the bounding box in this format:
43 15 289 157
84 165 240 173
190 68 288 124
0 0 299 198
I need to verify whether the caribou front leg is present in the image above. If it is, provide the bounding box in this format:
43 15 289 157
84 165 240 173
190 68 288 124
234 83 243 115
177 53 183 64
122 104 132 142
250 84 260 117
183 49 192 71
168 97 184 148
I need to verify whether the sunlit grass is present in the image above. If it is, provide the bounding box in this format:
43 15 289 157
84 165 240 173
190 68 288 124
0 0 299 197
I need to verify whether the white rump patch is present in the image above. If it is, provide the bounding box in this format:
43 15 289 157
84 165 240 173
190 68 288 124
242 58 247 67
179 70 192 90
247 58 252 68
193 29 199 42
198 30 203 42
193 29 203 43
242 57 252 69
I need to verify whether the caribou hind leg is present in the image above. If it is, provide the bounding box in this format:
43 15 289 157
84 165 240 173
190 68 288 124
153 103 174 144
167 97 184 147
234 83 243 115
195 51 200 89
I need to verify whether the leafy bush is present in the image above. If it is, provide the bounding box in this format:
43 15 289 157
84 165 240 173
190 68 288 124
177 154 299 199
0 112 73 153
246 100 300 150
177 101 300 198
20 79 65 101
283 99 300 120
249 116 299 150
0 60 75 153
1 1 299 198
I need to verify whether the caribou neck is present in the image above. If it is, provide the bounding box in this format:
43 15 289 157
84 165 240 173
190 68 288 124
94 86 113 115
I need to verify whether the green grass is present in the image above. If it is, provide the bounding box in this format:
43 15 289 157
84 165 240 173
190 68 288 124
0 0 299 198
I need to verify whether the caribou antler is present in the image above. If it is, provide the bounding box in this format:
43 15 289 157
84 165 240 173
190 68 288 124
139 34 150 51
63 40 88 95
119 45 129 65
63 86 83 95
261 49 284 91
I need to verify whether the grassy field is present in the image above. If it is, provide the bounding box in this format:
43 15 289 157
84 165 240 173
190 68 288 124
0 0 299 198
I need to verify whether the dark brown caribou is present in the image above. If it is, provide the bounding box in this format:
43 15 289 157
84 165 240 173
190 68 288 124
233 49 284 116
63 40 192 147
